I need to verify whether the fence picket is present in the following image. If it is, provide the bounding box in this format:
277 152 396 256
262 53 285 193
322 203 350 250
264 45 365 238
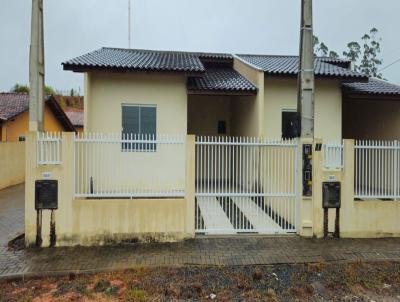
73 133 185 198
355 140 400 200
37 132 62 165
194 136 298 234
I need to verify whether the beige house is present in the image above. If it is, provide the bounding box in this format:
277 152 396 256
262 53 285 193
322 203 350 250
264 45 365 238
62 48 400 141
21 48 400 247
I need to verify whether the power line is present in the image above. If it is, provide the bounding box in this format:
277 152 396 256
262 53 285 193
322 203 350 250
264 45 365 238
379 56 400 72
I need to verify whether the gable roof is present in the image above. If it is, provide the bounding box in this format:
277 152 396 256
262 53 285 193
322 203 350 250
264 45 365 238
63 48 233 75
0 93 29 121
237 54 367 80
63 48 369 82
0 93 75 131
187 68 257 95
343 78 400 97
65 110 84 127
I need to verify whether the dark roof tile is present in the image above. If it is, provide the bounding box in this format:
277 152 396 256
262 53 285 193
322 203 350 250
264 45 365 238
187 68 257 94
63 48 208 74
343 78 400 96
237 54 366 79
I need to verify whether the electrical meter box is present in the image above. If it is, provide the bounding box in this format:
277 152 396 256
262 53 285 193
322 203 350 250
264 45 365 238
303 144 313 196
35 180 58 210
322 182 341 208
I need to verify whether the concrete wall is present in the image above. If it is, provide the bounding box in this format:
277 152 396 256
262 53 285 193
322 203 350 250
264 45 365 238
82 72 188 194
263 78 342 140
343 97 400 140
310 139 400 238
233 58 264 137
85 72 187 134
0 142 25 190
25 132 195 247
1 104 65 142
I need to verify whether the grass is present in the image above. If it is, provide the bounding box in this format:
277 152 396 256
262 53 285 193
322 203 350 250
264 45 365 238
0 261 399 301
124 289 147 301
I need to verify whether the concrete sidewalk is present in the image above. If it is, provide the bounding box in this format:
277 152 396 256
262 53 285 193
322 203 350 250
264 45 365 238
1 236 400 280
1 185 400 280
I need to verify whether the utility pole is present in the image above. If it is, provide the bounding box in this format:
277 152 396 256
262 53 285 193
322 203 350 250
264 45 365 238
297 0 315 138
29 0 45 131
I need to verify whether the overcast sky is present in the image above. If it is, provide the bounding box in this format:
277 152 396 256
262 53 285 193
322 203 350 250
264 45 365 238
1 0 399 93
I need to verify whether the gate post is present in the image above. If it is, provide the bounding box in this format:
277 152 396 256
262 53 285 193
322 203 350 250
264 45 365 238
311 138 324 238
298 138 315 237
185 135 196 236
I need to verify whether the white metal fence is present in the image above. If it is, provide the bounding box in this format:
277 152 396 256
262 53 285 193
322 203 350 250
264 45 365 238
355 140 400 200
195 136 298 234
323 140 344 169
74 133 186 198
37 132 62 165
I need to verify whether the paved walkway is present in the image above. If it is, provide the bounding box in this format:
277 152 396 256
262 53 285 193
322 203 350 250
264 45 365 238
1 185 400 280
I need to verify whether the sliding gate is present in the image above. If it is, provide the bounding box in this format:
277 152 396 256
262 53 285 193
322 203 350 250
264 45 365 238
195 136 298 235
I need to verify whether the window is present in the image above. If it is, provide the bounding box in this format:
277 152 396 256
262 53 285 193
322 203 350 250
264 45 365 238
282 110 299 139
122 104 156 151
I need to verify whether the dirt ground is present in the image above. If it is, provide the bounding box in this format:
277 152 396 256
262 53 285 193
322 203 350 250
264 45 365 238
1 261 400 301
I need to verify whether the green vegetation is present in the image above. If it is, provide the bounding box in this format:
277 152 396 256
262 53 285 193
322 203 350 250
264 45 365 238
10 83 29 93
314 27 384 79
10 84 56 95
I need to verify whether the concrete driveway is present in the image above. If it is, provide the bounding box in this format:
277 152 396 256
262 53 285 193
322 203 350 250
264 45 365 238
0 184 24 246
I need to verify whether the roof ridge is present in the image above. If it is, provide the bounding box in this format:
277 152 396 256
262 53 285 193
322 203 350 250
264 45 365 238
238 53 350 61
0 92 29 95
102 47 232 57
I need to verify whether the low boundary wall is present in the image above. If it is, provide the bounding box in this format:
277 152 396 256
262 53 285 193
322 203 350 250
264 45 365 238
25 132 195 247
0 142 25 190
311 140 400 238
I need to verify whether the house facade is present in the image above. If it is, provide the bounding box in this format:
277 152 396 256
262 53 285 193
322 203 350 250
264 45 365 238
0 93 75 141
62 47 400 141
22 48 400 247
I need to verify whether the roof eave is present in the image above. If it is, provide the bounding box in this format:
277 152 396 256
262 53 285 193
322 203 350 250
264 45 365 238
343 91 400 100
264 72 368 82
46 95 77 132
187 89 258 96
62 63 205 77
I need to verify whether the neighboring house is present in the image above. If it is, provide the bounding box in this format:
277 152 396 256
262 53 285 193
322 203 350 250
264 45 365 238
65 110 84 132
343 79 400 139
0 93 75 141
62 48 400 141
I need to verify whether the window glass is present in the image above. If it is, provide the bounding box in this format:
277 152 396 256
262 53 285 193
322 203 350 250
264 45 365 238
122 104 156 151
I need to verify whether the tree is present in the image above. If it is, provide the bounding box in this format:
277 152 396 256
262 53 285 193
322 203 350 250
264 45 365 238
10 84 57 95
45 86 56 95
314 28 384 79
359 28 383 78
314 36 339 58
10 84 29 93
